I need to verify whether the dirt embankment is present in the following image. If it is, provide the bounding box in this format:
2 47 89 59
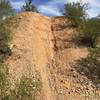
51 16 100 100
7 12 100 100
7 12 55 100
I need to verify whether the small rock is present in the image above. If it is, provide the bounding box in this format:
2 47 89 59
68 92 71 94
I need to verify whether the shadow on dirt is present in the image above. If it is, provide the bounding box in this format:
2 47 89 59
74 58 100 88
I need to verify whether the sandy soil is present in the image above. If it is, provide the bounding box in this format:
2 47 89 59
7 12 55 100
51 16 100 100
6 12 100 100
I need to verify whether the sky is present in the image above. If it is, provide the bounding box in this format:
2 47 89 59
10 0 100 18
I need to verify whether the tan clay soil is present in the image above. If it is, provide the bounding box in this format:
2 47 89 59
6 12 100 100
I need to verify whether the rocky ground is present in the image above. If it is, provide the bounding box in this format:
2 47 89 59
6 12 100 100
51 16 100 100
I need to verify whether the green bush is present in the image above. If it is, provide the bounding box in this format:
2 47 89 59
89 47 100 60
8 76 39 100
0 63 39 100
80 18 100 47
64 1 88 28
0 63 10 100
0 0 13 20
0 55 39 99
0 21 12 62
22 0 38 12
0 65 39 100
64 1 100 48
14 76 38 100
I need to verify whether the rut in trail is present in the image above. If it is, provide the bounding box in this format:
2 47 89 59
7 12 56 100
7 12 99 100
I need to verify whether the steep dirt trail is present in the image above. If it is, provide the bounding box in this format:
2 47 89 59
7 12 56 100
32 15 56 100
7 12 100 100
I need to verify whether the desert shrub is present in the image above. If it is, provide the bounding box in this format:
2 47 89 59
0 65 39 100
64 1 100 48
0 0 13 20
14 76 38 100
88 47 100 60
8 76 39 100
0 21 12 62
22 0 38 12
0 63 10 100
64 1 88 28
0 22 11 43
80 18 100 47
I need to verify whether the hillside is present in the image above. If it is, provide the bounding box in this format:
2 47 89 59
6 12 100 100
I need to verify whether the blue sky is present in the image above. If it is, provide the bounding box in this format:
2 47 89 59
10 0 100 17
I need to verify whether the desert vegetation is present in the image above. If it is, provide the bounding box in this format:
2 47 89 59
0 1 40 100
64 1 100 88
0 0 13 20
0 64 39 100
22 0 38 12
64 1 88 28
0 0 100 99
64 1 100 48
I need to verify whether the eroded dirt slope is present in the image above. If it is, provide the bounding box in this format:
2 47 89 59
7 12 56 100
7 12 100 100
51 16 100 100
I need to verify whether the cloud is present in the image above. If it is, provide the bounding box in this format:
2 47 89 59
65 0 100 17
87 0 100 17
10 0 25 10
10 0 100 17
37 0 100 17
38 5 62 16
37 0 64 16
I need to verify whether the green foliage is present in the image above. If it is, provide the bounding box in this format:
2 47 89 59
89 47 100 60
64 1 88 28
81 18 100 47
64 1 100 87
0 63 10 100
13 76 38 100
0 22 11 43
7 76 39 100
0 1 13 61
0 49 39 99
0 21 11 62
0 64 39 100
0 67 39 100
0 13 40 100
0 0 13 20
64 1 100 47
23 0 38 12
